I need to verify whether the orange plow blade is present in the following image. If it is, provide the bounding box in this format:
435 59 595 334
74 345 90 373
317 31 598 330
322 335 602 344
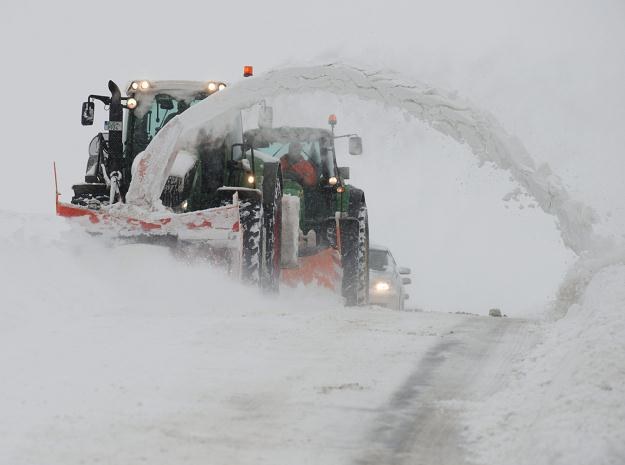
281 248 342 292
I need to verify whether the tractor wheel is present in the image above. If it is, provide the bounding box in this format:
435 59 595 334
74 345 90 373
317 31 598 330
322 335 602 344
342 201 370 306
261 163 283 293
240 198 263 286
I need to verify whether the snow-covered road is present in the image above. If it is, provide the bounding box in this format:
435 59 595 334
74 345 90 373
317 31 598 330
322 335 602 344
2 212 623 465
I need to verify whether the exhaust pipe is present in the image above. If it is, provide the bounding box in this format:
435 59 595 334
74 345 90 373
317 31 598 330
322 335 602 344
107 80 124 175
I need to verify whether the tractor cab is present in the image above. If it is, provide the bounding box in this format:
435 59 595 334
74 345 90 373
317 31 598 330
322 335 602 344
123 80 227 160
74 79 227 209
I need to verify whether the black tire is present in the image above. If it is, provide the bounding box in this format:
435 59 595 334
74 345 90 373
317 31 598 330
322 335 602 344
341 199 370 306
261 163 283 293
240 198 263 286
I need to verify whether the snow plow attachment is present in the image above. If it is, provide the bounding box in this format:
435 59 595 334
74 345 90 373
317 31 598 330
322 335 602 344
55 162 242 244
55 157 275 288
56 197 242 244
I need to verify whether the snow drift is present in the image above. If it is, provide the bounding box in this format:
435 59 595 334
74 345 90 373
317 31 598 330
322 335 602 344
462 262 625 465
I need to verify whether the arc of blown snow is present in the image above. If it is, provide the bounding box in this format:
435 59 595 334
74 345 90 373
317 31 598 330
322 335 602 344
126 63 598 255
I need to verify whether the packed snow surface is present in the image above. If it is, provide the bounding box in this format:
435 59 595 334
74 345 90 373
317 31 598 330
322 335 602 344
2 208 623 464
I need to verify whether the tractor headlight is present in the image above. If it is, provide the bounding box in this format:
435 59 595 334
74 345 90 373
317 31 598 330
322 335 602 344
126 98 137 110
374 281 391 293
247 175 255 184
328 176 338 186
207 82 217 92
180 200 188 211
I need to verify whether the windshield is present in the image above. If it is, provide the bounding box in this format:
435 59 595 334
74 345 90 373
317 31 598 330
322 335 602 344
256 141 322 168
246 130 336 180
369 249 390 272
128 93 205 155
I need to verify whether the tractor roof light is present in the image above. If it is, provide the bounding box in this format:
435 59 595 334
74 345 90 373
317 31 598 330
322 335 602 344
126 98 138 110
140 80 150 90
207 82 217 92
130 81 139 91
243 65 253 77
218 83 227 91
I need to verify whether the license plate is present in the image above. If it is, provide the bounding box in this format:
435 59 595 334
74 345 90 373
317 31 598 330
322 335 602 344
104 121 123 131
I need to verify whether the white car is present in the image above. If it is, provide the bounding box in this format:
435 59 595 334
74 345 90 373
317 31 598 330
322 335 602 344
369 244 411 310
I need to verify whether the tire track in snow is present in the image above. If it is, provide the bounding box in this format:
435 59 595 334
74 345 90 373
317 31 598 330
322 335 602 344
354 316 538 465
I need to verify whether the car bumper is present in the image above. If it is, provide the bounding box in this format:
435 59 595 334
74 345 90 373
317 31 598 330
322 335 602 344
369 290 400 308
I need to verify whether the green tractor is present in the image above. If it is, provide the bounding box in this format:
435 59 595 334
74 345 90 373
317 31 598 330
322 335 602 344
242 122 369 305
59 77 368 304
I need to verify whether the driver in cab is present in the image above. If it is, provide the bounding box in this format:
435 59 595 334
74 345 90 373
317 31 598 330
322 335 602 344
280 142 317 187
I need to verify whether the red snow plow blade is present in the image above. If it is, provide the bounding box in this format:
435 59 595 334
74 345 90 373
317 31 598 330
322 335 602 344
54 162 241 244
56 200 242 244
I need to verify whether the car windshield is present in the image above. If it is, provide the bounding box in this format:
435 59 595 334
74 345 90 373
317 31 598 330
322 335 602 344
369 249 390 271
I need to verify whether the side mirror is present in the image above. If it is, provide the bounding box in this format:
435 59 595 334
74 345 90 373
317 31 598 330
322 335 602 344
398 267 411 275
81 101 95 126
259 104 273 129
348 136 362 155
402 277 412 285
338 166 350 180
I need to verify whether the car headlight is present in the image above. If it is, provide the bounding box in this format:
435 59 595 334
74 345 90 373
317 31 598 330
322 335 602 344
374 281 391 293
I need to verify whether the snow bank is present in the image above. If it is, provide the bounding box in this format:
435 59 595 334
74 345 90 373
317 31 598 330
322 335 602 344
127 63 600 255
553 246 625 319
462 262 625 465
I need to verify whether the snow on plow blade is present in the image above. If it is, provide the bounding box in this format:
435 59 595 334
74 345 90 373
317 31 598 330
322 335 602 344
56 200 242 246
